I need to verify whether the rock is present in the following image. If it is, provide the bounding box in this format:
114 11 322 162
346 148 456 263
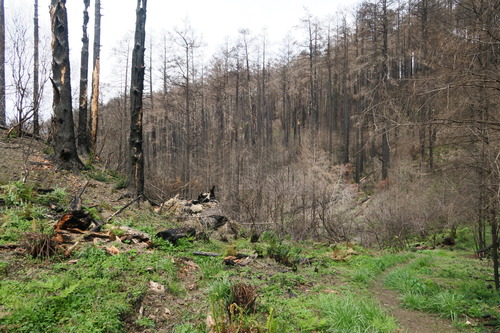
148 281 165 294
190 204 203 214
200 215 228 229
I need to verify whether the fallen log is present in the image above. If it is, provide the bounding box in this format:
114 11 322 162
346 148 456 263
193 251 221 257
156 227 196 244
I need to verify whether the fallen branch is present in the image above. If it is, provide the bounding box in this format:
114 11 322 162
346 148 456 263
0 244 18 250
68 180 90 211
104 195 142 225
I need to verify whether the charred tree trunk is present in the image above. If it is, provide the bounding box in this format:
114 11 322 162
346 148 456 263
89 0 101 154
77 0 90 155
380 0 390 180
342 18 350 164
33 0 40 136
49 0 82 170
0 0 5 127
129 0 147 198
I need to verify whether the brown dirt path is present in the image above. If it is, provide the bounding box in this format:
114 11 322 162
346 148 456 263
371 265 469 333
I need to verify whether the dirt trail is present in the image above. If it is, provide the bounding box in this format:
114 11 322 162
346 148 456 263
371 265 466 333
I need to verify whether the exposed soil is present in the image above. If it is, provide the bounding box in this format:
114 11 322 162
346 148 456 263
0 131 134 217
371 263 468 333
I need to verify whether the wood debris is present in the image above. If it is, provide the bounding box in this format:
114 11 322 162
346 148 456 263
50 196 149 256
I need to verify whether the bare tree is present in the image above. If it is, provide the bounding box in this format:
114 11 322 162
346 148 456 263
89 0 101 154
33 0 40 135
49 0 82 169
0 0 5 127
170 21 202 197
129 0 147 198
77 0 90 155
8 14 33 133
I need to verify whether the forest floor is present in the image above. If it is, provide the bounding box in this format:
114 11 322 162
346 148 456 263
0 130 499 332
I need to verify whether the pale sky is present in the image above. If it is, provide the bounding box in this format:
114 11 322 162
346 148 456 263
6 0 361 121
13 0 360 60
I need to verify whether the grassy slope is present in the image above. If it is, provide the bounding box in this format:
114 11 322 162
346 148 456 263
0 134 498 332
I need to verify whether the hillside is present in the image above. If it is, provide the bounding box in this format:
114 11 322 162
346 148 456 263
0 132 499 332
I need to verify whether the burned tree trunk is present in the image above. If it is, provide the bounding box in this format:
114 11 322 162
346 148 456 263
89 0 101 154
77 0 90 154
33 0 40 136
0 0 5 127
49 0 82 170
129 0 147 198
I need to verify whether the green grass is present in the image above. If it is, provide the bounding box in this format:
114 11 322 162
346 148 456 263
315 292 398 332
384 252 500 326
1 180 499 332
350 252 413 285
0 245 180 332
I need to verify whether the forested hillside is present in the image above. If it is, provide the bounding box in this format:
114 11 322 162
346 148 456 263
95 0 498 250
0 0 499 330
0 0 498 288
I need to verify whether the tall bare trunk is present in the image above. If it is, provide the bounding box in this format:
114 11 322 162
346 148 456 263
49 0 82 170
77 0 90 154
89 0 101 154
0 0 5 127
33 0 40 136
129 0 147 198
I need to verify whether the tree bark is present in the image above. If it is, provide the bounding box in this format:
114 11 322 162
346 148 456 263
33 0 40 136
77 0 90 155
129 0 147 198
342 18 350 164
89 0 101 154
49 0 82 170
0 0 5 127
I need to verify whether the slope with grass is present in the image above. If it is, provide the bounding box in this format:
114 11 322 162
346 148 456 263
0 132 499 332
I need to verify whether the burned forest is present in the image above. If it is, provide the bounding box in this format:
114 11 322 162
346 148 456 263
0 0 499 331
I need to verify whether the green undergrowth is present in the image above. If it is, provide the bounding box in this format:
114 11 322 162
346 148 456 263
1 179 498 332
0 246 178 332
384 251 500 329
0 182 69 244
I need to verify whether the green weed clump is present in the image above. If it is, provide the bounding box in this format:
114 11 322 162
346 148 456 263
315 292 398 332
207 279 277 333
263 232 302 268
1 181 35 206
0 182 70 244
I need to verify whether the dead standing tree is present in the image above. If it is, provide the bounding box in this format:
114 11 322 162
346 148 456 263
129 0 147 198
49 0 82 169
89 0 101 155
33 0 40 136
0 0 5 127
77 0 90 155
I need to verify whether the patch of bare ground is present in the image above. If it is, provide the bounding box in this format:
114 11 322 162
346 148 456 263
0 130 133 217
371 265 469 333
